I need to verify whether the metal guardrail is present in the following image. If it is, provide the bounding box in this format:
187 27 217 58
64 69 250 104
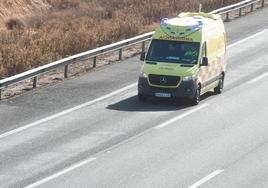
0 32 154 99
0 0 266 99
211 0 262 21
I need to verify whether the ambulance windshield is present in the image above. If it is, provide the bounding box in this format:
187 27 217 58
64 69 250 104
146 39 200 64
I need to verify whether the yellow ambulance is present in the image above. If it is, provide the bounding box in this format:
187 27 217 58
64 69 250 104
138 12 227 105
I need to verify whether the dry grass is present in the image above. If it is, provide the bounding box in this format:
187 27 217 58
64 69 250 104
0 0 240 77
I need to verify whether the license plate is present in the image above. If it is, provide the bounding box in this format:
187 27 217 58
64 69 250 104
154 92 171 98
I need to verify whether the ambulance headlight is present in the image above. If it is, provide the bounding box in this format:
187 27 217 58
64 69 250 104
139 71 148 78
182 75 196 82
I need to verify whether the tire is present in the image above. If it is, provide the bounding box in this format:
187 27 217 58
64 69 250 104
138 93 146 102
191 86 201 105
214 74 224 94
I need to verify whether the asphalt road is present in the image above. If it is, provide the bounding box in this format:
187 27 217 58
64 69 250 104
0 7 268 188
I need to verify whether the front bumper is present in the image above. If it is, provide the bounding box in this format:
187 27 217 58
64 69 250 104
138 77 198 99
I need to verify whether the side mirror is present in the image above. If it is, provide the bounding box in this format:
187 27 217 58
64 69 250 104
140 52 146 61
201 57 208 66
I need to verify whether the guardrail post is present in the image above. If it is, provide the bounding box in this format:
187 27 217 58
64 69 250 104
141 41 146 53
225 12 230 22
250 3 254 12
118 49 123 61
262 0 265 7
239 8 242 16
93 56 97 68
0 89 2 100
64 65 69 78
33 76 37 88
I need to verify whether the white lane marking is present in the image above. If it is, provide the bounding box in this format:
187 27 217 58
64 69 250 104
25 157 96 188
0 83 137 140
154 103 209 129
24 101 207 188
227 29 268 49
247 71 268 84
188 169 224 188
1 28 268 140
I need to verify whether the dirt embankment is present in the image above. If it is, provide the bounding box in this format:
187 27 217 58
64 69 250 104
0 0 51 28
0 0 240 77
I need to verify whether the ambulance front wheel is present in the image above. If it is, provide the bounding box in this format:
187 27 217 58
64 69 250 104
214 74 224 94
191 86 201 106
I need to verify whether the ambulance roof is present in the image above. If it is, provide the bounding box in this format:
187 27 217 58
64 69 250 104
165 12 220 25
160 12 221 38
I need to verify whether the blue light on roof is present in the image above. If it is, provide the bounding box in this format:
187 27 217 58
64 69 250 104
191 20 204 31
192 25 199 30
160 18 169 26
198 21 203 25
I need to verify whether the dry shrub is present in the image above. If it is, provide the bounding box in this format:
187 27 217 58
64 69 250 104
0 0 240 77
5 18 25 30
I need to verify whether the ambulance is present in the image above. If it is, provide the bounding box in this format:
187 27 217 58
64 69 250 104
138 12 227 105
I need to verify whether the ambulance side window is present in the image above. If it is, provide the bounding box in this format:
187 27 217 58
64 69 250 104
202 42 207 57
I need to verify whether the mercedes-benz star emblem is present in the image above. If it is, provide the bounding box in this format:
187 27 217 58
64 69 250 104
160 77 167 84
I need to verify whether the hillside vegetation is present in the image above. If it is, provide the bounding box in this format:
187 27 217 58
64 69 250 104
0 0 239 77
